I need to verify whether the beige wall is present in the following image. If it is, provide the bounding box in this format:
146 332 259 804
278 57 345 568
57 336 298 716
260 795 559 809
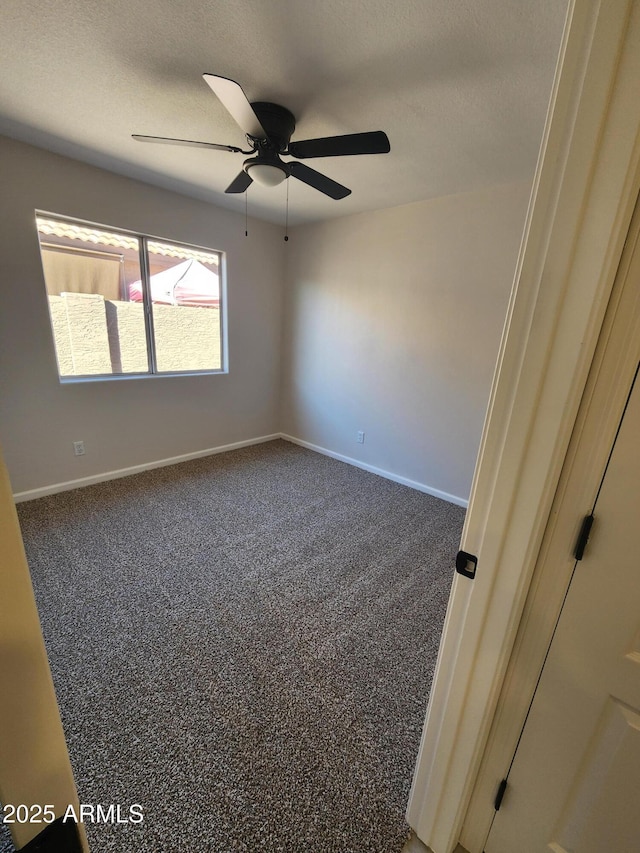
281 182 530 503
0 135 284 494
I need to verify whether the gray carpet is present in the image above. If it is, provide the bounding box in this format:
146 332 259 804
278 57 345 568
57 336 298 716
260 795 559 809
8 440 464 852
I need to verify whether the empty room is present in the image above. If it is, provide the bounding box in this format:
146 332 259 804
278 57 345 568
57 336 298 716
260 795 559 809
3 2 639 853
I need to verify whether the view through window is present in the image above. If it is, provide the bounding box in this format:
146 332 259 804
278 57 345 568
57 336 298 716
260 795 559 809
36 215 224 379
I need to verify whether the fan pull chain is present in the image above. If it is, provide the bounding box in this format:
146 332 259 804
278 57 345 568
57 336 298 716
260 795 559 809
245 189 248 237
284 179 289 242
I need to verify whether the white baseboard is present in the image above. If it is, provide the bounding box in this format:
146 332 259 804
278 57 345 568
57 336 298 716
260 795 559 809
12 434 281 503
280 434 468 508
13 432 469 508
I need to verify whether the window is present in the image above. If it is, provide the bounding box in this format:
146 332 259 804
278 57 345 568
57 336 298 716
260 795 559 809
36 214 224 379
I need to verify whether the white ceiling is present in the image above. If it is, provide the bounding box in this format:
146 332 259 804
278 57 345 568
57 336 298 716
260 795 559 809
1 0 568 226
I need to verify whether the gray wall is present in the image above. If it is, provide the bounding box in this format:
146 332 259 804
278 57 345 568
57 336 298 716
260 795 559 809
280 182 530 503
0 136 284 494
0 135 529 504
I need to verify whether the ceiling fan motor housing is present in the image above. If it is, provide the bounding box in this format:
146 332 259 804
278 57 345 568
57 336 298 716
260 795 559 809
250 102 296 152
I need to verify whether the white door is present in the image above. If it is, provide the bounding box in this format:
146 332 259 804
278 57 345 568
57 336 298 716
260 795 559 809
485 363 640 853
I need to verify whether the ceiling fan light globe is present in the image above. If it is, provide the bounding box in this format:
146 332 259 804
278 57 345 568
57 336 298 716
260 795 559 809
247 163 287 187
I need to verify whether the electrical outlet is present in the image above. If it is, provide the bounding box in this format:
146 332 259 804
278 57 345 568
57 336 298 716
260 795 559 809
357 431 365 444
73 440 85 456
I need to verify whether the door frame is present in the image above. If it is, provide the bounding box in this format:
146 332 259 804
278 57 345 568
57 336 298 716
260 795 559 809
0 446 87 850
406 2 640 851
462 186 640 852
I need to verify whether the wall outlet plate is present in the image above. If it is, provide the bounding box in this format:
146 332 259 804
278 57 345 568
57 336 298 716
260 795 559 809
73 440 85 456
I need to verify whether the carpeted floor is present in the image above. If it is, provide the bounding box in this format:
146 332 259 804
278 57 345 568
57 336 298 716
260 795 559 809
7 440 464 852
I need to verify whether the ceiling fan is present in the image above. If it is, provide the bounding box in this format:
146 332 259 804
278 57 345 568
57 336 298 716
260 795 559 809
133 74 390 200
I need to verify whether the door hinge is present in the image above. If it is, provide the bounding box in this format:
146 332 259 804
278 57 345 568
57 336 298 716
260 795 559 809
574 513 595 561
494 778 508 811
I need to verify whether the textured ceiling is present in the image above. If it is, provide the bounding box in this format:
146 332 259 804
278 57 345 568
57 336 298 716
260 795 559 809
1 0 568 225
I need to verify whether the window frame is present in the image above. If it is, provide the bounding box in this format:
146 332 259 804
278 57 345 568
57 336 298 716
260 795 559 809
35 211 228 382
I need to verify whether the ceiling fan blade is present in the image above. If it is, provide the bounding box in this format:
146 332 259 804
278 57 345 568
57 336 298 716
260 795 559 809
287 162 351 200
225 170 253 194
132 134 246 153
203 74 267 140
288 130 390 159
